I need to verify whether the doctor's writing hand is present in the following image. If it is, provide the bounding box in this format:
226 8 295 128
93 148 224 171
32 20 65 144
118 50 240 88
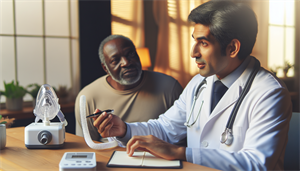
92 109 127 138
126 135 186 161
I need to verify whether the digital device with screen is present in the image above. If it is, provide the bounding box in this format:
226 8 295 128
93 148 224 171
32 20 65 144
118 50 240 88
59 152 96 171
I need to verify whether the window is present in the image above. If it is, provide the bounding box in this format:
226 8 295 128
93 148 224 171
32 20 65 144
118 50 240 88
0 0 79 103
167 0 206 76
153 0 206 87
268 0 295 77
111 0 144 47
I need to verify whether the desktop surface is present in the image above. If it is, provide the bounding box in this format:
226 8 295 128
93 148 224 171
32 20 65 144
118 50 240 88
0 127 218 171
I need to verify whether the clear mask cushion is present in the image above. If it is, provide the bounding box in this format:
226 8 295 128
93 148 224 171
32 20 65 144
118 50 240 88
33 84 67 126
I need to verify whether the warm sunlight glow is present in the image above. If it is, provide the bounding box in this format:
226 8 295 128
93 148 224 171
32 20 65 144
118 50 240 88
136 48 152 69
269 1 285 25
111 0 144 48
269 0 295 26
166 0 202 83
268 0 295 77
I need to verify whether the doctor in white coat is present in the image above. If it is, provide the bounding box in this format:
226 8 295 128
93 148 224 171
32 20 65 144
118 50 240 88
92 1 292 170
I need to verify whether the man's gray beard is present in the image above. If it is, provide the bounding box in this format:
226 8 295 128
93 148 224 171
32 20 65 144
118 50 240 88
106 67 142 86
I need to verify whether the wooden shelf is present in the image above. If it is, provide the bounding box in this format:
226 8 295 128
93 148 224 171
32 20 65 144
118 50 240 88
0 102 75 120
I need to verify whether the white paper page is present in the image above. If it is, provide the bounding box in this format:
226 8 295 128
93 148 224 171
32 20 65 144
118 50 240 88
142 152 181 167
108 151 144 166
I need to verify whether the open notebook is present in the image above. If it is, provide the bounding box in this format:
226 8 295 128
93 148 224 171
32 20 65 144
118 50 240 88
107 151 182 169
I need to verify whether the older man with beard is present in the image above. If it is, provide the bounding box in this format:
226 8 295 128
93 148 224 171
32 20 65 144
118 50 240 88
75 35 183 142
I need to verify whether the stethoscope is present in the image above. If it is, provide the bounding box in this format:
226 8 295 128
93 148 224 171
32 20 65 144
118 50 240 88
184 59 260 146
184 78 207 128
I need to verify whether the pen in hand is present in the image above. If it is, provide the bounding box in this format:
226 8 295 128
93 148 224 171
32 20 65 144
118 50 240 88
86 109 114 118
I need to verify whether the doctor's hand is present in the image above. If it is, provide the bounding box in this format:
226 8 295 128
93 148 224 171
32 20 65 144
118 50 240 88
92 109 127 138
126 135 186 161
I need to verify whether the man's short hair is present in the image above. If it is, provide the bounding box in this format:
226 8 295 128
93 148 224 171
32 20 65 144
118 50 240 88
98 35 133 65
188 1 258 60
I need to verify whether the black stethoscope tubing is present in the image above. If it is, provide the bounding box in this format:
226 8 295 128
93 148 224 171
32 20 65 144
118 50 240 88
226 59 260 130
220 58 260 145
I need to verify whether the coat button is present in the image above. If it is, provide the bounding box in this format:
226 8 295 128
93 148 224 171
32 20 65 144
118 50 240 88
201 141 208 147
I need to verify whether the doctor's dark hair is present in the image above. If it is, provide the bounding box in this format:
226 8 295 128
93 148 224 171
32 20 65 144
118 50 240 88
98 35 133 65
188 1 258 60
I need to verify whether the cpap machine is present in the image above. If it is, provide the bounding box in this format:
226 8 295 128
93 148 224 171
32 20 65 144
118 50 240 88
25 84 68 149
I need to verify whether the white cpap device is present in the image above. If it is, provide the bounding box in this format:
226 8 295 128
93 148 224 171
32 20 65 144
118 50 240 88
25 84 68 149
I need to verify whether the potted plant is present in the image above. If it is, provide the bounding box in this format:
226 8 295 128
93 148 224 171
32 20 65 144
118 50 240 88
26 83 41 107
282 61 294 78
0 80 27 111
0 114 7 149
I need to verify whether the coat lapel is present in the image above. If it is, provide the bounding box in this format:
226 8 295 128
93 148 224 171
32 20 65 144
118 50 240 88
197 57 258 142
208 57 256 119
201 76 241 119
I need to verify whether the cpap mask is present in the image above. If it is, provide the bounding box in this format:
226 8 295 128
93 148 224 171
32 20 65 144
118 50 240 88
34 84 67 126
80 95 118 149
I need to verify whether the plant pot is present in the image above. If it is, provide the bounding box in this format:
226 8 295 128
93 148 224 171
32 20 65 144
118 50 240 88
0 124 6 149
283 69 289 78
6 98 23 111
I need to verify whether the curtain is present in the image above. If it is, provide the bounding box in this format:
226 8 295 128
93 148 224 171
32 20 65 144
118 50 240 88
111 0 145 48
153 0 206 87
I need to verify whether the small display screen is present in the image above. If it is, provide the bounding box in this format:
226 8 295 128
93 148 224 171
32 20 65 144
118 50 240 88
66 153 93 160
71 155 87 158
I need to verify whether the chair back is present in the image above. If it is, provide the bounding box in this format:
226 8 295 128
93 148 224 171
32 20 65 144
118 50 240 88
284 112 300 170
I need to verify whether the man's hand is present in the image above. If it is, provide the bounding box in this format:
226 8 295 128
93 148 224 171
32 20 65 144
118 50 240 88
92 109 127 138
126 135 186 161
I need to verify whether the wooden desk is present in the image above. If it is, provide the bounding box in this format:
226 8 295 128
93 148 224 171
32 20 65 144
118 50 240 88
0 127 218 171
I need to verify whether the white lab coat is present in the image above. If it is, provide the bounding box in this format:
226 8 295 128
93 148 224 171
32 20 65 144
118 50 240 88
127 57 292 171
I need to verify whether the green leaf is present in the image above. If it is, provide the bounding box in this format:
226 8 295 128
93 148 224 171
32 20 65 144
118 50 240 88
0 115 7 124
26 83 41 98
0 121 7 124
1 80 27 98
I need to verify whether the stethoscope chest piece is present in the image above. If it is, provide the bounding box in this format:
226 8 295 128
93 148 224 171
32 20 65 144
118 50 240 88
220 128 233 145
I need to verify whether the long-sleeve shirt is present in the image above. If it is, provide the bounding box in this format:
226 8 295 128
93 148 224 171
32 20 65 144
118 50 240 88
118 56 292 171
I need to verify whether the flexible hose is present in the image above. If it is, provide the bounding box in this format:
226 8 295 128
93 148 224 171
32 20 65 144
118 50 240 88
57 110 68 126
80 95 118 149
